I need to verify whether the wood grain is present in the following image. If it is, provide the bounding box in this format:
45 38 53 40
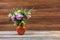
0 0 60 30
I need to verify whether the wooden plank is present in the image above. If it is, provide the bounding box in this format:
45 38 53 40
0 16 60 24
0 31 60 40
0 0 19 2
0 24 60 31
0 15 60 24
0 0 60 30
0 0 60 8
0 31 60 37
0 9 60 16
0 0 60 2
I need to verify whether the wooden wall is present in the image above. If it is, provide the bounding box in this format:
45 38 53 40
0 0 60 30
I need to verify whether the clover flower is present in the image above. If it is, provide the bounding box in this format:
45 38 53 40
11 15 15 22
16 13 23 20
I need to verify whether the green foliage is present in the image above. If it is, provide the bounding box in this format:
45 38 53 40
20 10 25 15
8 8 32 26
8 18 12 23
22 16 27 24
15 20 22 26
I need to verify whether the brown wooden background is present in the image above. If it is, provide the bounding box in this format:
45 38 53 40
0 0 60 31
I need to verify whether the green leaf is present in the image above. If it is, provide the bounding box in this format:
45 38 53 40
20 10 25 15
23 18 27 24
28 9 32 13
8 18 12 23
14 10 21 15
26 12 31 15
15 20 22 26
22 15 27 24
25 9 32 15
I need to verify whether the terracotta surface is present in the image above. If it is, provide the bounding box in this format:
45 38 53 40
16 26 26 35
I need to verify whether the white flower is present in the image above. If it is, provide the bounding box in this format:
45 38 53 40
27 12 31 15
8 13 12 17
27 15 31 18
17 10 21 13
14 10 21 15
14 12 17 15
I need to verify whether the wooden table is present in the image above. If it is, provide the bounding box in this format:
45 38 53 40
0 31 60 40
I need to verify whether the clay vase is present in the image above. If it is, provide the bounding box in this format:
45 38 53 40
16 25 26 35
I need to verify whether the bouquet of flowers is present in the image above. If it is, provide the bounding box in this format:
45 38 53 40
8 9 32 26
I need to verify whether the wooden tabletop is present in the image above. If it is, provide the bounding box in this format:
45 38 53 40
0 31 60 40
0 31 60 37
